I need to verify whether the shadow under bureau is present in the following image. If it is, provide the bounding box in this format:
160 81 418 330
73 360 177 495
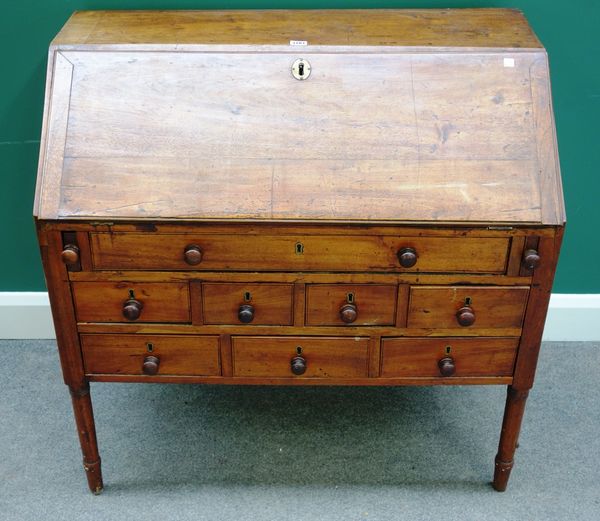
34 9 565 493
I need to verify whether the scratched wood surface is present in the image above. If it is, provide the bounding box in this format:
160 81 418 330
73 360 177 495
34 10 564 224
51 9 542 48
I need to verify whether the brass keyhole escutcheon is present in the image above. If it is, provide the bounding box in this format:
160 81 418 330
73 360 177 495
291 58 311 80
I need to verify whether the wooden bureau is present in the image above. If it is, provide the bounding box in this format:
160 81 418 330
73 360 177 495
34 9 565 494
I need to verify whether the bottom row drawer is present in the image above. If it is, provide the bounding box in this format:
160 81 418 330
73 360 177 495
80 335 518 379
380 338 518 377
80 334 221 376
232 336 369 377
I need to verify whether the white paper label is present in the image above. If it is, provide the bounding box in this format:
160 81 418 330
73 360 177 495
290 40 308 46
503 57 515 68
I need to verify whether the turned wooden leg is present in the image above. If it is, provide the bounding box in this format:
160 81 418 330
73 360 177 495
69 384 103 494
493 386 529 491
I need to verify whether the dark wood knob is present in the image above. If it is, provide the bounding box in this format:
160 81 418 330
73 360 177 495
438 357 456 377
291 355 307 375
183 244 203 265
340 303 358 323
142 355 160 376
61 244 80 265
397 247 417 268
122 298 143 320
238 304 255 323
456 306 476 327
523 249 541 270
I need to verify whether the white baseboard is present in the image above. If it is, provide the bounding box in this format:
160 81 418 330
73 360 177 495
0 292 55 339
0 292 598 341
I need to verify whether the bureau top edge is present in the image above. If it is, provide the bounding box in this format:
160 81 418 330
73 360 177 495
51 9 543 49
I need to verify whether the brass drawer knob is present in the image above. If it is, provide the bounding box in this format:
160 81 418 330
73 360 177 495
456 305 476 327
340 303 358 323
291 355 307 375
438 357 456 377
522 248 541 270
122 298 143 321
238 304 255 323
142 355 160 376
183 244 203 265
397 247 417 268
61 244 80 265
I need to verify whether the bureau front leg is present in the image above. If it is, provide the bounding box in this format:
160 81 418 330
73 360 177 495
69 383 103 494
493 386 529 491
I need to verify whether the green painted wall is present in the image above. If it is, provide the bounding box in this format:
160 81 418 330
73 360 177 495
1 1 598 292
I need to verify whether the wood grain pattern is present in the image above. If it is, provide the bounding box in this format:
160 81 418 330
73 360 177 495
35 49 555 223
90 233 510 273
38 220 558 237
70 270 532 286
202 283 293 325
506 236 526 276
81 334 220 376
512 231 564 388
72 281 190 323
52 10 542 48
36 228 86 387
407 286 529 329
76 323 524 338
381 337 518 377
88 374 513 386
305 284 397 326
232 336 369 378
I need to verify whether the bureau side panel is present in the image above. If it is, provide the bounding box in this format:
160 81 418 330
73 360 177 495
36 224 85 388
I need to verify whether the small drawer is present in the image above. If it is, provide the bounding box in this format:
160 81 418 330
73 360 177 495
407 286 529 329
306 284 397 326
91 233 509 273
381 337 519 378
232 336 369 378
72 282 190 323
81 334 220 376
202 283 293 325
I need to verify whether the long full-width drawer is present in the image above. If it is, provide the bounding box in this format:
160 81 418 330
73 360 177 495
90 233 510 273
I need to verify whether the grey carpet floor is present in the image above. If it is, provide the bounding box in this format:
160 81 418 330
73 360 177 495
0 340 598 521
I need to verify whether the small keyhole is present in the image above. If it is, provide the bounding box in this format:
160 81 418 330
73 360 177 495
296 346 303 355
465 297 472 306
295 242 304 255
146 342 154 353
244 291 252 302
347 292 355 304
298 62 305 76
446 346 451 355
128 289 135 299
